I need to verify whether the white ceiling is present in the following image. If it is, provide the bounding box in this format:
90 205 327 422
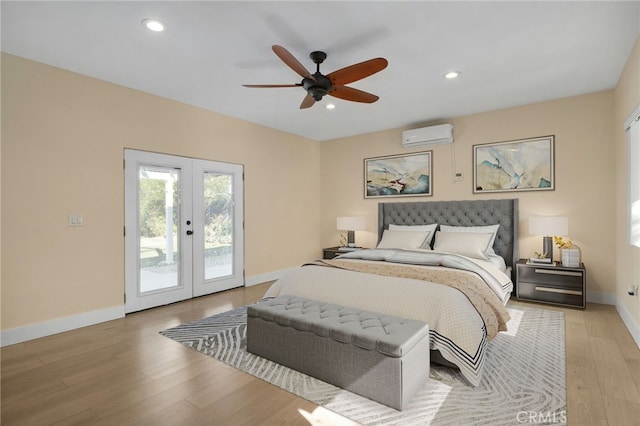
2 1 639 141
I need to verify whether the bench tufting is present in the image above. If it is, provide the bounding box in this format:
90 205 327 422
246 295 430 410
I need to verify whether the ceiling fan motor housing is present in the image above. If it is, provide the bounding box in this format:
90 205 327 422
303 73 332 101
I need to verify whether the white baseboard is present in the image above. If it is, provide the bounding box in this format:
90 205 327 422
2 278 636 351
245 268 295 287
586 290 616 305
616 301 640 349
1 268 292 347
587 290 639 349
0 305 125 347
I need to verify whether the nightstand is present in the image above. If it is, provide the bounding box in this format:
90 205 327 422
322 247 342 259
322 246 363 259
516 259 586 309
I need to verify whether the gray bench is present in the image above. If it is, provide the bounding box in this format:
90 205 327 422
246 295 430 410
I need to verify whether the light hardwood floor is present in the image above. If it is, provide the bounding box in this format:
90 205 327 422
2 283 639 425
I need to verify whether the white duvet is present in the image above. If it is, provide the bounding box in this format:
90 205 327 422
263 248 513 386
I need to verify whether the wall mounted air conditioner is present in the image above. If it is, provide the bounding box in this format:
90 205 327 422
402 124 453 148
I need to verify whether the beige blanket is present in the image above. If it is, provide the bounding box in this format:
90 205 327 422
308 259 510 340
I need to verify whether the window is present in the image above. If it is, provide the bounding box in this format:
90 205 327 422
626 104 640 247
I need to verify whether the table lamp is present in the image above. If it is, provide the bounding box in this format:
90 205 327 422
529 216 568 261
337 216 366 247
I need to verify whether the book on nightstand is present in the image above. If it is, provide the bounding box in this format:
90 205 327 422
527 258 556 266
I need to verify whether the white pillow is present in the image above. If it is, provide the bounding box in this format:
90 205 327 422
388 223 438 247
376 229 431 250
433 231 493 259
439 224 500 254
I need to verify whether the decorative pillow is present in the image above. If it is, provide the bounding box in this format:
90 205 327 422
439 224 500 254
388 223 438 247
376 229 431 250
433 231 493 259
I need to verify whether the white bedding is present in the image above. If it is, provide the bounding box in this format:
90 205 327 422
337 248 513 305
486 253 508 272
263 248 512 386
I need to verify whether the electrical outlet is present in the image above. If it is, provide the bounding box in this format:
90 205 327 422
454 172 463 182
68 214 84 227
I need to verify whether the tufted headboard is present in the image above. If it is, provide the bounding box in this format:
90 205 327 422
378 199 519 279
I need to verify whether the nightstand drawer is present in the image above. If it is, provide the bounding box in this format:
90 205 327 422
323 248 340 259
518 266 583 290
517 281 584 307
516 260 586 309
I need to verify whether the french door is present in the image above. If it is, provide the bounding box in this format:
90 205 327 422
124 150 244 313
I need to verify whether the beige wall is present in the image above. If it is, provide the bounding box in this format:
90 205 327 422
320 91 617 303
1 54 321 330
3 39 639 344
614 35 640 341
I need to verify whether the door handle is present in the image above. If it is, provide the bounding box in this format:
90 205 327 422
186 230 193 235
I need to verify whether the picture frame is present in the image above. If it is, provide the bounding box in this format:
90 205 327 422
473 135 555 193
364 151 432 198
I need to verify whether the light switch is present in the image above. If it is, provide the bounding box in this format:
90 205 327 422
68 214 84 227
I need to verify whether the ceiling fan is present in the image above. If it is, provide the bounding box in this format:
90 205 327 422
243 45 388 109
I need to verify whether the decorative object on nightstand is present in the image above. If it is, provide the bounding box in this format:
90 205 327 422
336 216 366 248
554 236 581 268
561 248 581 267
528 216 568 261
516 259 586 309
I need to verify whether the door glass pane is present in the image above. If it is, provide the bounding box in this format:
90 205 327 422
203 172 233 280
139 166 180 293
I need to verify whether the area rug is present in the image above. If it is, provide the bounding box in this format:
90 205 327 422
160 304 566 425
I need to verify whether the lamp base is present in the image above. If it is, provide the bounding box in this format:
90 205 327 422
339 231 348 247
542 236 553 260
347 230 355 247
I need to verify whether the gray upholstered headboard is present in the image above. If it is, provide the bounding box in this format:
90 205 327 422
378 199 519 278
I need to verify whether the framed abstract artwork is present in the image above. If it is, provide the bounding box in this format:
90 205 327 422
473 136 555 193
364 151 432 198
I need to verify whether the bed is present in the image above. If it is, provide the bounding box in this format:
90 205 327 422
263 198 519 386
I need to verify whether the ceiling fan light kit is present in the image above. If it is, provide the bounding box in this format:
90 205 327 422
243 45 388 109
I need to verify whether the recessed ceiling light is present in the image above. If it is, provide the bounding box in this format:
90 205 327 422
142 19 165 32
326 103 336 110
444 71 461 79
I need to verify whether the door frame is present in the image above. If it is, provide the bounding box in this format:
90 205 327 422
124 149 244 313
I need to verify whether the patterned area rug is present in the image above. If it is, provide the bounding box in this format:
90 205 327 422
160 304 566 425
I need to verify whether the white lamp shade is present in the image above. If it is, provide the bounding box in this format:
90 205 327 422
337 216 366 231
529 216 568 236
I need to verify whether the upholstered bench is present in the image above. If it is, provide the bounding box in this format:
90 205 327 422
246 295 430 410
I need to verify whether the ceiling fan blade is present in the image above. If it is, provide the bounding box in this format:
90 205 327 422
329 86 379 103
327 58 388 86
242 84 301 88
272 45 316 81
300 93 316 109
